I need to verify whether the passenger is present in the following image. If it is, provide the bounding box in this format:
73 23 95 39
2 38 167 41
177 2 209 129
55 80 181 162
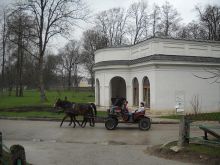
122 100 129 113
133 102 145 113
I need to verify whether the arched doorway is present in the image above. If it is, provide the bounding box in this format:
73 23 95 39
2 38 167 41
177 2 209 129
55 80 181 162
143 77 150 108
96 79 100 105
133 77 139 106
110 76 126 103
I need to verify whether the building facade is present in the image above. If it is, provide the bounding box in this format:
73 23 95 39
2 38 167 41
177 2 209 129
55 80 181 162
94 38 220 114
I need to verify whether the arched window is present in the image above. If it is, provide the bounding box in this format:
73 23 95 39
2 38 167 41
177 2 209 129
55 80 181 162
110 76 126 104
133 77 139 106
143 77 150 108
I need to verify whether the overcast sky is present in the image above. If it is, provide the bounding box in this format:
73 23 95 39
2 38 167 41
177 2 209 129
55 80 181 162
87 0 220 23
1 0 220 53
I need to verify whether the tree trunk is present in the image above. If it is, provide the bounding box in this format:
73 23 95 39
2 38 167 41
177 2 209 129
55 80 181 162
68 69 72 90
1 12 6 92
39 55 46 102
17 20 24 97
73 65 78 87
19 45 24 97
90 70 94 89
16 45 20 97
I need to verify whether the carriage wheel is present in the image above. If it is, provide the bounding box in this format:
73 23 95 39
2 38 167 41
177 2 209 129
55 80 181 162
105 118 117 130
139 118 151 131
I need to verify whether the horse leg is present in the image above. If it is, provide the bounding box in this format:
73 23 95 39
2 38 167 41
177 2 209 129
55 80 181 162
92 118 95 127
81 117 86 128
60 114 68 127
69 115 73 126
89 117 95 127
72 116 76 128
74 117 80 126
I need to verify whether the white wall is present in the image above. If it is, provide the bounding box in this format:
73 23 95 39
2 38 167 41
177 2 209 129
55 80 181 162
95 48 130 63
96 65 220 113
153 66 220 113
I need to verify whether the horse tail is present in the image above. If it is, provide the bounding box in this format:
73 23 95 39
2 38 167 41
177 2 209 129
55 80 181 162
90 103 97 117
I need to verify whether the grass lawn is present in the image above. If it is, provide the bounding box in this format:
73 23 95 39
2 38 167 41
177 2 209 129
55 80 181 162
0 111 107 118
0 111 63 118
187 143 220 157
164 141 220 157
0 89 105 119
160 112 220 121
0 89 95 109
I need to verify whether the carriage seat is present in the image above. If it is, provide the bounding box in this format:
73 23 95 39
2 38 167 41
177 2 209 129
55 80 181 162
110 106 122 114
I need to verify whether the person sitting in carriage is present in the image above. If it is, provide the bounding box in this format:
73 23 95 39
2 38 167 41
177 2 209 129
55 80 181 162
126 102 145 121
122 100 129 113
133 102 145 113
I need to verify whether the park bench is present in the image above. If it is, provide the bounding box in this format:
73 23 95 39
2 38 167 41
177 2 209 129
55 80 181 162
199 125 220 140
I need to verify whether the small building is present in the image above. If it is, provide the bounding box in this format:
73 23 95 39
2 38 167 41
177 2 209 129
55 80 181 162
94 37 220 114
78 77 91 87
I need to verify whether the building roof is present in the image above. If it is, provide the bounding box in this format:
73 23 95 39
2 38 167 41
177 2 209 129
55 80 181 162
95 37 220 53
94 54 220 67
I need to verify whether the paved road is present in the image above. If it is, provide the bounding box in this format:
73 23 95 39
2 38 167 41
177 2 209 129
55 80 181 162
0 120 202 165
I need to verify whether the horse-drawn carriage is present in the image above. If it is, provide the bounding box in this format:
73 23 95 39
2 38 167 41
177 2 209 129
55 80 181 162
105 98 151 131
54 97 151 131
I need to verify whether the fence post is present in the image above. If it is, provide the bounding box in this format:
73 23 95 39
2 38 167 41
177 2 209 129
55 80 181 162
178 115 190 147
0 132 2 160
10 144 26 165
185 116 190 144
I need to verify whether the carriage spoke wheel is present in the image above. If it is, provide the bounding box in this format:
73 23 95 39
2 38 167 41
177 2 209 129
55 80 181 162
105 118 117 130
139 118 151 131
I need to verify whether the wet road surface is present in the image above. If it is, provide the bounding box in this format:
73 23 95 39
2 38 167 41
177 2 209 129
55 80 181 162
0 120 201 165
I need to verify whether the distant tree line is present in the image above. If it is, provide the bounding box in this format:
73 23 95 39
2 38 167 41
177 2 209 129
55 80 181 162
0 0 219 101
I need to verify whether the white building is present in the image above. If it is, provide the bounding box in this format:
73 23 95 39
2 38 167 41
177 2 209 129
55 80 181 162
94 37 220 114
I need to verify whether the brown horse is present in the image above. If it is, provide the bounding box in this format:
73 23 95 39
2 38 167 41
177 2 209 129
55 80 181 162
54 98 97 128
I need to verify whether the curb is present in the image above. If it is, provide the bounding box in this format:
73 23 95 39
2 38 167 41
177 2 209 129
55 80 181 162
0 117 179 124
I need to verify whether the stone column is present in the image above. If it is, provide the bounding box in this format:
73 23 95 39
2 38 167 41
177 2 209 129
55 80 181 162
104 86 110 107
139 81 143 105
126 85 132 106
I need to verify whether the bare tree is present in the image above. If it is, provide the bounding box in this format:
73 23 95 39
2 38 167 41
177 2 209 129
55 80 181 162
190 94 201 114
59 40 80 90
127 1 149 44
177 21 208 40
0 9 8 91
7 6 36 96
160 1 181 37
95 7 127 47
196 5 220 41
43 54 61 89
150 4 161 37
81 29 108 88
23 0 88 101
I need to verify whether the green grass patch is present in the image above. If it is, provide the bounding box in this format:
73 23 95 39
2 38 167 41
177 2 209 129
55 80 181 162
160 112 220 121
148 141 220 165
187 143 220 157
0 89 94 109
163 141 220 157
0 111 63 118
0 111 107 119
